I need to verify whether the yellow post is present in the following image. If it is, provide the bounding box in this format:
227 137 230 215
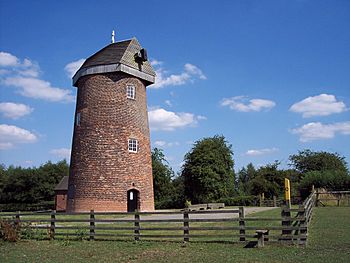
284 178 291 208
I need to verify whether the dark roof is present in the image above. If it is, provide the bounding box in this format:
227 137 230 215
54 176 69 191
80 39 132 69
74 38 155 83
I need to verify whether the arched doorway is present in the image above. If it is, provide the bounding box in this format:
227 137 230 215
127 189 139 212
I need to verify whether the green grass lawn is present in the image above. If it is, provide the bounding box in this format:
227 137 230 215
1 207 350 263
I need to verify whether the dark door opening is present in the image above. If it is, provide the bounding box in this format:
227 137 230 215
127 189 139 212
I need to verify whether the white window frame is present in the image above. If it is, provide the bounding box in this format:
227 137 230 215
126 84 136 100
128 139 138 153
76 112 81 126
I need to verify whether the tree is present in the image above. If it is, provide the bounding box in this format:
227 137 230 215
171 174 186 208
152 148 175 207
247 162 283 198
0 160 69 210
289 149 349 174
237 163 256 194
181 135 235 203
300 170 350 197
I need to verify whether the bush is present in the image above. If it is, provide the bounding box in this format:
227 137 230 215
217 196 259 206
154 198 184 209
0 220 19 242
0 201 55 212
300 170 350 197
20 224 35 240
75 229 88 241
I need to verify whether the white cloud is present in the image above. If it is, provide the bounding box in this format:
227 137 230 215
0 102 33 119
154 140 180 148
245 147 279 156
150 59 163 66
4 77 74 102
17 58 40 77
0 124 37 149
290 94 347 118
154 140 167 147
0 52 19 67
50 148 71 159
221 96 276 112
64 58 85 78
0 69 11 75
0 51 74 103
291 121 350 142
150 61 206 89
184 63 207 80
0 52 40 77
165 100 172 107
148 108 204 131
197 115 207 120
0 142 13 150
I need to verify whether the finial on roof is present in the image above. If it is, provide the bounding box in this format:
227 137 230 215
111 30 115 44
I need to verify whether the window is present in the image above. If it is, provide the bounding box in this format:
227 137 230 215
126 85 135 99
76 112 81 126
129 191 134 200
128 139 138 153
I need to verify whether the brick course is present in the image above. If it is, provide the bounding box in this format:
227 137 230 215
67 72 154 212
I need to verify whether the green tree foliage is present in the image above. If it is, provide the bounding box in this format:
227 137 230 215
289 149 349 174
236 163 256 195
237 162 302 199
247 162 284 198
171 175 186 208
300 170 350 194
152 148 175 205
289 149 349 194
0 160 69 210
181 135 235 203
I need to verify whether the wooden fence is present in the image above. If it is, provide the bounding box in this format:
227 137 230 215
259 196 302 207
315 190 350 207
0 194 318 246
259 196 282 207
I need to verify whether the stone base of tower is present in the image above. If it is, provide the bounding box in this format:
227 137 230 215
66 199 154 213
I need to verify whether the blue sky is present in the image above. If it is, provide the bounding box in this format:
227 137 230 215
0 0 349 172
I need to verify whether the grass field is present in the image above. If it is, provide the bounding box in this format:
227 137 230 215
1 207 350 262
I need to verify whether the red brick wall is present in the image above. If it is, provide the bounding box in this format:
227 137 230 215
55 191 67 212
67 72 154 212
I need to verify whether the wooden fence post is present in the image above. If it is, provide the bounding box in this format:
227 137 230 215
239 206 245 242
183 209 189 242
50 210 56 240
337 194 340 207
316 189 319 207
15 211 20 227
134 210 140 241
259 194 263 207
89 210 95 241
273 196 277 207
281 206 292 243
298 204 307 245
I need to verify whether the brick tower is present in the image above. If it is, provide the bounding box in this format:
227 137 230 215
67 37 155 212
